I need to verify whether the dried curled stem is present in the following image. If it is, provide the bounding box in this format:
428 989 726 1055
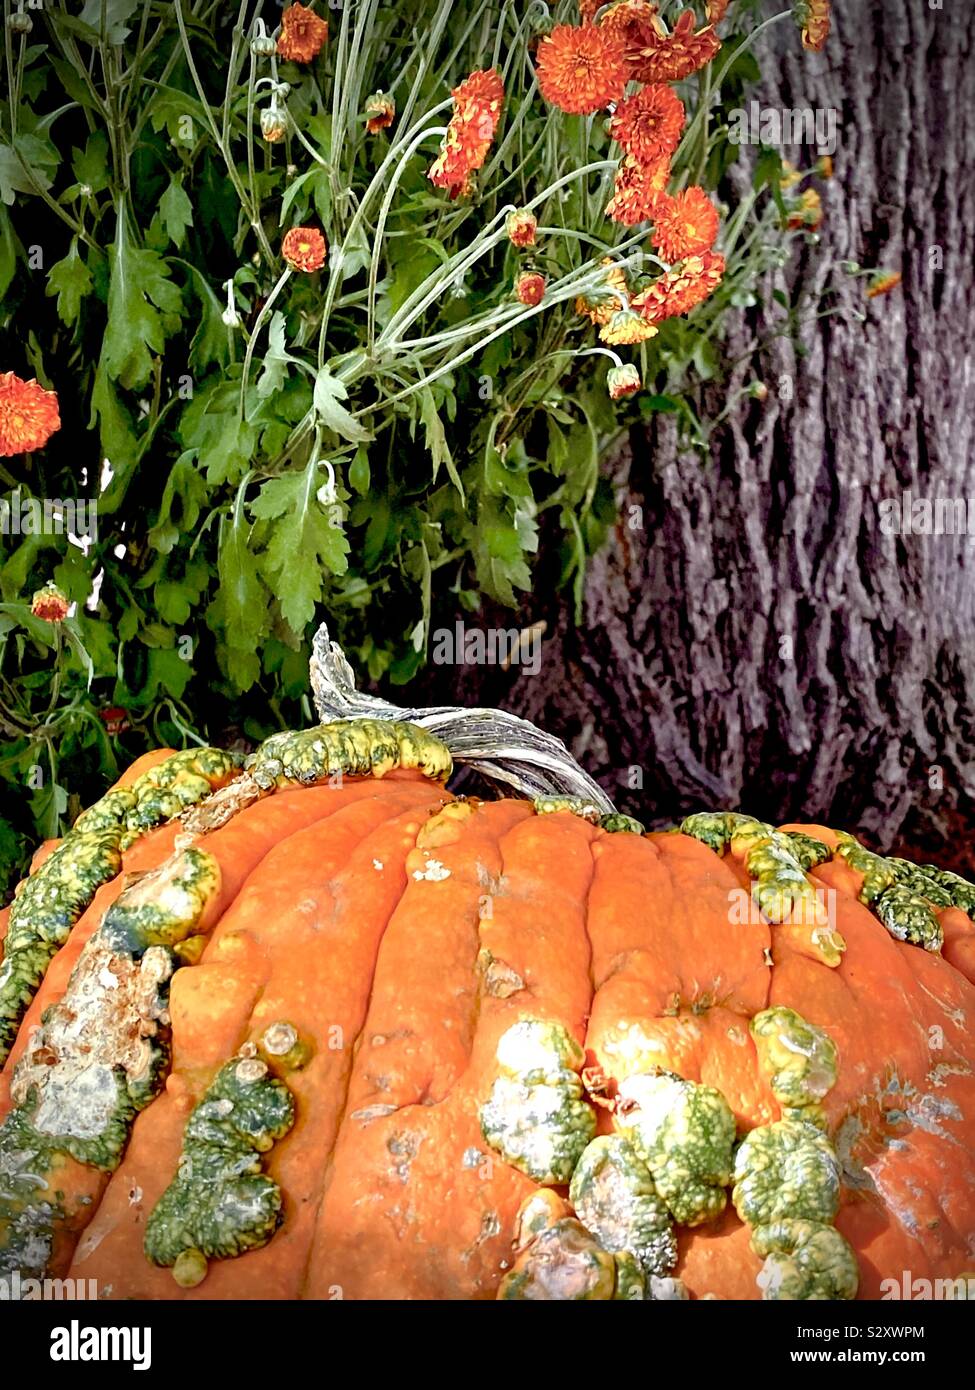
310 621 615 811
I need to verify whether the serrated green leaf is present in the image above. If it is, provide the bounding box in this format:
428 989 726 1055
0 137 56 205
206 528 264 691
313 368 372 444
154 580 193 625
143 647 192 700
418 384 464 504
256 311 294 399
71 132 111 194
179 379 256 485
251 458 350 632
102 222 183 390
46 238 93 326
90 361 139 474
158 178 194 248
473 499 537 606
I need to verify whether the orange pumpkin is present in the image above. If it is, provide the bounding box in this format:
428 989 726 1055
0 633 972 1302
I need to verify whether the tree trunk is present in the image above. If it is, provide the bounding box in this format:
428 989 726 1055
415 0 975 873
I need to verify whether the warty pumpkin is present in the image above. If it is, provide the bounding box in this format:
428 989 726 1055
0 627 973 1301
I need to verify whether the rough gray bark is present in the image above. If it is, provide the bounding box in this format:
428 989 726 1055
416 0 975 872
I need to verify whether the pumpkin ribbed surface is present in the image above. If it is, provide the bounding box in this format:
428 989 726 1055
1 738 973 1301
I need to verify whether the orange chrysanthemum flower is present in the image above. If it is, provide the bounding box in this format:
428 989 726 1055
282 226 328 272
579 0 603 19
867 270 902 299
454 68 505 116
365 92 395 134
277 3 328 64
0 371 60 456
506 209 538 248
600 308 658 345
786 187 822 231
651 186 719 261
605 154 671 225
632 250 725 323
707 0 730 22
535 24 630 115
429 68 504 198
795 0 831 52
599 0 659 46
31 582 69 624
627 9 720 82
514 271 547 306
576 258 630 325
573 259 628 326
607 363 642 400
610 84 685 164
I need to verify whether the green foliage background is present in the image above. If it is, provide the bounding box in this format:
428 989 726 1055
0 0 814 887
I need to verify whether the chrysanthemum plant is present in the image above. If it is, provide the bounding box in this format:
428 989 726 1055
0 0 832 876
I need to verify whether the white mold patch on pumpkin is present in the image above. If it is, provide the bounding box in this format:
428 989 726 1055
915 979 966 1028
927 1060 971 1089
834 1114 877 1192
476 863 509 896
412 857 450 882
10 942 173 1141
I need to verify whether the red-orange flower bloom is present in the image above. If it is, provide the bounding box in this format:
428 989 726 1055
632 250 725 323
795 0 831 52
535 24 630 115
599 0 659 46
651 186 719 261
277 4 328 64
31 582 69 623
605 154 671 225
429 68 504 198
610 84 685 163
514 271 547 306
707 0 730 22
506 209 538 248
627 9 720 82
867 270 902 299
282 226 328 272
0 371 60 456
365 93 395 134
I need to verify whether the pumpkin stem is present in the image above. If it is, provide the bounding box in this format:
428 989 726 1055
309 621 616 810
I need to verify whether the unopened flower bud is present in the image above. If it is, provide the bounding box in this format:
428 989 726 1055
31 583 70 623
506 209 538 249
365 92 395 134
261 104 288 143
222 279 241 328
607 363 641 401
514 271 546 307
